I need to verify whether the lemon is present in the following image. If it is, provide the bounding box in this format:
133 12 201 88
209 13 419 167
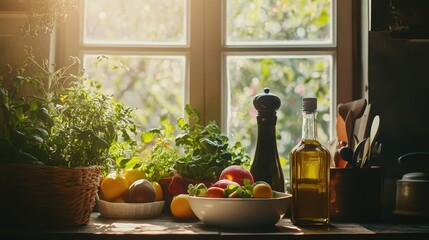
124 168 146 186
170 194 196 219
100 172 129 202
151 181 164 201
112 195 127 203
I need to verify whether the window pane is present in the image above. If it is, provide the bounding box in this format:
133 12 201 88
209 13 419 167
83 0 188 45
226 0 332 45
226 55 332 183
83 55 186 129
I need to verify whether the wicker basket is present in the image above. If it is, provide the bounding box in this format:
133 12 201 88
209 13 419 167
0 163 102 226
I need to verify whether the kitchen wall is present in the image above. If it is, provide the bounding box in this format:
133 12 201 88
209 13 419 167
368 0 429 214
0 12 50 77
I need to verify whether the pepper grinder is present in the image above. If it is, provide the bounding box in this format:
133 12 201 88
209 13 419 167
250 87 285 192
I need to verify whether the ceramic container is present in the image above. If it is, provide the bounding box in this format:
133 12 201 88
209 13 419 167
188 191 291 229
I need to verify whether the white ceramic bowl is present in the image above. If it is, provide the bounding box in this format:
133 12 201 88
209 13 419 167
97 198 164 219
188 191 291 229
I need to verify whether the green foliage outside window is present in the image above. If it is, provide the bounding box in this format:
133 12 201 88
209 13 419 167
81 0 333 183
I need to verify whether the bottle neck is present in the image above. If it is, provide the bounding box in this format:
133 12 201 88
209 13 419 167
302 110 318 140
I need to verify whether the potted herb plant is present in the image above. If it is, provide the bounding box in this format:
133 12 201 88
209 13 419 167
135 104 251 211
0 51 140 226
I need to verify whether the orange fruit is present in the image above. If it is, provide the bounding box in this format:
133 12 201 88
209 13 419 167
151 181 164 201
124 168 146 186
112 195 127 203
100 172 129 202
252 183 273 198
170 194 196 219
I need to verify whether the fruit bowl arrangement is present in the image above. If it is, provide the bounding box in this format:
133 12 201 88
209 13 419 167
186 165 292 229
188 191 291 229
97 169 165 219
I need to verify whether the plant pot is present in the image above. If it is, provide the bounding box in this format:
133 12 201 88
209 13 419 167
0 163 102 226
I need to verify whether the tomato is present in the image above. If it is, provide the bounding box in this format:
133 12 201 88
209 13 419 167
207 187 225 198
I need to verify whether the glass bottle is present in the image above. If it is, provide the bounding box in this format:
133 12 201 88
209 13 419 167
289 97 330 225
250 87 285 192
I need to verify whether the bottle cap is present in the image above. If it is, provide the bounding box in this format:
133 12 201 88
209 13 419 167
302 97 317 112
253 87 281 112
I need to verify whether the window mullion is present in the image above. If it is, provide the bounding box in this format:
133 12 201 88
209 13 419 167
203 0 222 126
188 0 206 123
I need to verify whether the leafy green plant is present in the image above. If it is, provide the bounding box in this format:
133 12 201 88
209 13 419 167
48 78 140 168
0 77 53 164
0 51 140 171
137 104 251 182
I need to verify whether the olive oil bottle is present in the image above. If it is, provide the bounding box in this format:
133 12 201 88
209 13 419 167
289 97 330 225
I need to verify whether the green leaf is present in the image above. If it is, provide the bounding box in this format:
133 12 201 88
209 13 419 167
141 131 155 143
15 107 25 121
162 119 175 136
177 118 186 129
29 100 39 111
188 183 208 197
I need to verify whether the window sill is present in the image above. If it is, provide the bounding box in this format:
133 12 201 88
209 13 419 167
1 212 429 240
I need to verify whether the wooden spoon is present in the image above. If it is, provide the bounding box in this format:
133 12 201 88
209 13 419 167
345 110 354 148
338 99 367 148
366 115 380 166
338 99 367 122
353 137 368 168
336 113 348 145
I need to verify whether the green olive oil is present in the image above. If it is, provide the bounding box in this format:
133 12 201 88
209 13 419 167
289 98 330 226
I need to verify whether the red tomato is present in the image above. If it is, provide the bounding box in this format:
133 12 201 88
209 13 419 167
207 187 225 198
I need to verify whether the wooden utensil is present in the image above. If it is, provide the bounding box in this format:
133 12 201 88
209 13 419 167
336 113 348 145
366 115 380 166
336 114 349 168
345 110 354 148
338 98 367 123
356 103 371 143
353 137 368 168
337 99 367 149
360 137 371 168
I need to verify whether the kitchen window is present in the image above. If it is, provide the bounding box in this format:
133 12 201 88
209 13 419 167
59 0 353 184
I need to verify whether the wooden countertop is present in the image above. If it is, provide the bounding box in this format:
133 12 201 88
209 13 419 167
1 213 429 240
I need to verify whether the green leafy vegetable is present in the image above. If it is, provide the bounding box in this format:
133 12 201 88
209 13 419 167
188 183 208 197
138 104 251 182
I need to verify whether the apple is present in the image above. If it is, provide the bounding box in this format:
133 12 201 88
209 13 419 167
219 165 254 186
211 179 240 189
128 179 156 203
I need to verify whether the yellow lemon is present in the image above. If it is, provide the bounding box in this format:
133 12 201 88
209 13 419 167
124 168 146 186
112 195 127 203
170 194 196 219
100 172 129 202
151 181 164 201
